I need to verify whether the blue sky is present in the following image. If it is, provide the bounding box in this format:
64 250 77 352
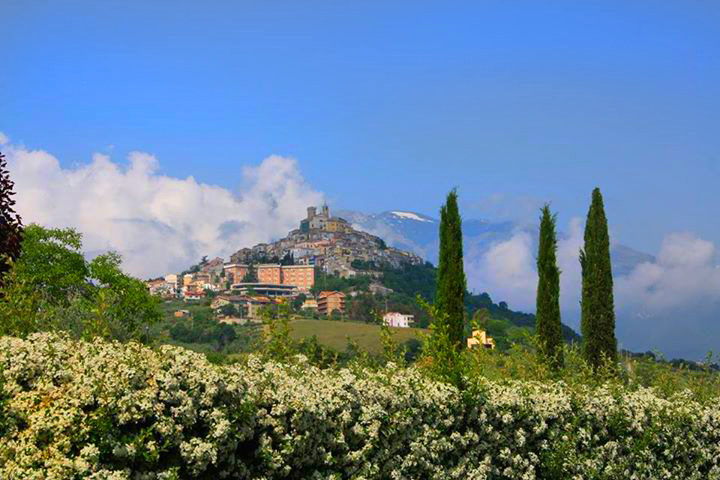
2 0 720 254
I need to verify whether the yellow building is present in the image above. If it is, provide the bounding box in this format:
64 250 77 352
467 329 496 350
325 218 350 233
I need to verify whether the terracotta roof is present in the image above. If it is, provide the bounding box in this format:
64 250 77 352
318 291 345 298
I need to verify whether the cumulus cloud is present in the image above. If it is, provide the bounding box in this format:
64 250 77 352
0 132 8 145
614 233 720 359
467 231 537 310
466 220 720 360
3 136 323 278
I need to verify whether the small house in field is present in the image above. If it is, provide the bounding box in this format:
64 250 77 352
383 312 414 328
467 329 495 350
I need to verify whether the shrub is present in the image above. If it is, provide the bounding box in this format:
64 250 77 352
1 333 719 479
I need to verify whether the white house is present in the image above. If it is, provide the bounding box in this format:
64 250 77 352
383 312 414 328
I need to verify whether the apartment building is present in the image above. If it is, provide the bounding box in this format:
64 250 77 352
257 264 282 284
317 291 345 316
223 264 249 284
280 265 315 291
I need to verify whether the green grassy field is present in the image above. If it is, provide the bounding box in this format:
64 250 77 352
289 318 427 355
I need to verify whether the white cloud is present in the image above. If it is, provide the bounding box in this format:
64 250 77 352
469 231 537 310
615 234 718 311
4 138 323 278
0 131 8 145
613 233 720 359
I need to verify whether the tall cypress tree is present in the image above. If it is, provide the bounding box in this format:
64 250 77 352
580 188 617 370
536 204 564 369
0 150 23 283
435 189 466 350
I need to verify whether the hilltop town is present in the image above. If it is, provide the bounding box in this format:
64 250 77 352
146 205 427 327
230 205 423 275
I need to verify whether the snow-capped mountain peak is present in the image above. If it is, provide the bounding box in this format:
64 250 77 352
388 211 435 222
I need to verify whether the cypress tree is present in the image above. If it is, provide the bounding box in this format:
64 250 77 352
536 204 564 369
0 150 23 282
435 189 466 350
580 188 617 370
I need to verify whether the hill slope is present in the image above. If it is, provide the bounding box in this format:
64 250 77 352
290 318 425 355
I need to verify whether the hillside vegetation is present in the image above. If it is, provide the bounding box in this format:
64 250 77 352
315 261 579 350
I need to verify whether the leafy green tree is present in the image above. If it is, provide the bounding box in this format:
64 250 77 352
0 225 88 336
435 189 466 350
241 265 258 283
9 225 88 304
580 188 617 370
0 224 161 341
536 204 564 369
261 301 293 360
292 293 307 311
280 252 294 266
0 150 23 283
218 303 238 317
85 252 162 340
471 308 490 332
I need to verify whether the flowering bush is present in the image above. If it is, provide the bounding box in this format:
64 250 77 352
1 333 719 479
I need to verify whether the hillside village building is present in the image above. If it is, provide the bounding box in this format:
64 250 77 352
232 283 298 297
301 298 318 310
183 289 205 301
257 264 282 284
227 263 316 292
223 264 250 284
164 274 178 289
317 291 345 316
200 257 224 274
280 265 315 291
383 312 414 328
300 205 352 233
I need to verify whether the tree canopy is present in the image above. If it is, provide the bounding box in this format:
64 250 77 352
0 224 161 341
0 150 23 282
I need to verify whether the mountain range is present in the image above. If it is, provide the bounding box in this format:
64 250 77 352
336 209 655 276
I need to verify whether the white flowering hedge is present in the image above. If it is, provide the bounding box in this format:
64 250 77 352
1 334 719 479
